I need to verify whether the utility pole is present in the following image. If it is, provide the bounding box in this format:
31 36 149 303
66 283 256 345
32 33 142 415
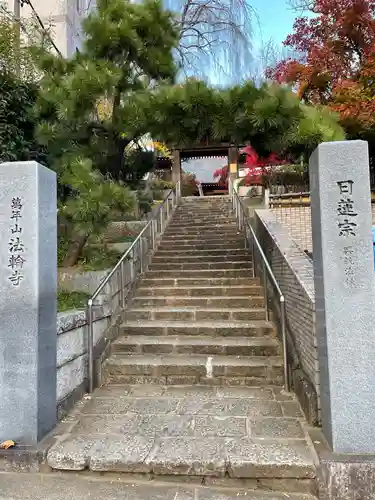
14 0 21 76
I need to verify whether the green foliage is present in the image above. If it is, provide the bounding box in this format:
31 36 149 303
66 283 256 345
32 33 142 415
137 190 154 216
58 232 70 266
142 79 345 161
59 157 135 234
33 0 179 265
181 171 198 196
77 245 123 271
0 10 52 82
35 0 179 182
57 290 91 312
266 164 309 188
149 178 174 200
0 11 51 165
122 150 155 187
0 73 43 163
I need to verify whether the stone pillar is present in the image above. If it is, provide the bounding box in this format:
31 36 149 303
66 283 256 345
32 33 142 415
172 149 181 186
228 146 238 195
309 140 375 453
0 161 57 445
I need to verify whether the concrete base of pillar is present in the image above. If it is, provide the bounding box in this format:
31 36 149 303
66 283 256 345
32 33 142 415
309 428 375 500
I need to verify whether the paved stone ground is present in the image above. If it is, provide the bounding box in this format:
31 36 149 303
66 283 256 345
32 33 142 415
46 385 317 485
0 473 319 500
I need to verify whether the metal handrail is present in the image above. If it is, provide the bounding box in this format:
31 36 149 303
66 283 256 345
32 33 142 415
231 189 290 392
86 181 181 392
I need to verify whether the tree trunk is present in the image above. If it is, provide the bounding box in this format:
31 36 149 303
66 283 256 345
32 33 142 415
62 231 89 267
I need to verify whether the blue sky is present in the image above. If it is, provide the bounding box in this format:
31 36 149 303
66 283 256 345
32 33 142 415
251 0 298 50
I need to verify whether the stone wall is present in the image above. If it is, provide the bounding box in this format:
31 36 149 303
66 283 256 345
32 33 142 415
254 209 319 425
103 220 148 241
58 269 110 295
270 203 375 253
56 305 111 420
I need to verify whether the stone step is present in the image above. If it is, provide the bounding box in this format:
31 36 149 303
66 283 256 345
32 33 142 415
155 249 250 258
0 474 320 500
170 218 234 225
176 202 230 207
158 241 246 250
167 218 236 226
177 202 230 208
145 269 253 279
164 230 241 239
181 195 230 200
180 197 230 203
177 209 231 214
132 295 265 308
120 319 274 337
149 261 250 271
141 277 259 287
173 213 232 220
45 384 317 495
163 231 245 243
112 334 279 356
161 234 244 242
126 306 266 321
175 208 231 214
151 254 251 264
104 353 284 386
162 234 243 243
137 284 261 297
165 224 238 233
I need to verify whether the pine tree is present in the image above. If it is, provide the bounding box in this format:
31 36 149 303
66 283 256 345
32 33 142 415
143 78 345 161
34 0 179 266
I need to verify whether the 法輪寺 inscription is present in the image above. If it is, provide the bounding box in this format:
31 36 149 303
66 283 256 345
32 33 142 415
8 197 26 286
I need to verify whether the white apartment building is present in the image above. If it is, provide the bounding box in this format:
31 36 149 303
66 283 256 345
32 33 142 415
5 0 96 57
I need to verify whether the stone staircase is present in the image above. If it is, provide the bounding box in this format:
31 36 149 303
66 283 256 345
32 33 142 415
47 196 319 500
105 196 283 386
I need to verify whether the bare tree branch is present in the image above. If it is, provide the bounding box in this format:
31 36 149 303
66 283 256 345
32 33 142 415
166 0 256 83
287 0 314 13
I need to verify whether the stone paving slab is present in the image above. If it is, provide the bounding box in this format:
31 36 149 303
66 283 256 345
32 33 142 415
46 385 317 480
0 473 318 500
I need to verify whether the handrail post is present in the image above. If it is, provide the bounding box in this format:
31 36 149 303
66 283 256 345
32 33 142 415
139 237 144 273
252 237 256 278
160 206 164 233
263 261 269 321
131 249 135 282
119 261 124 308
151 218 155 250
280 296 290 392
87 299 94 393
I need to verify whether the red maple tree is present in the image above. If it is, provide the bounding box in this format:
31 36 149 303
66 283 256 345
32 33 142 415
267 0 375 104
213 146 286 187
331 44 375 132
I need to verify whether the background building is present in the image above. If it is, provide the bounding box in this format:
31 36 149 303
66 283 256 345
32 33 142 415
4 0 95 57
